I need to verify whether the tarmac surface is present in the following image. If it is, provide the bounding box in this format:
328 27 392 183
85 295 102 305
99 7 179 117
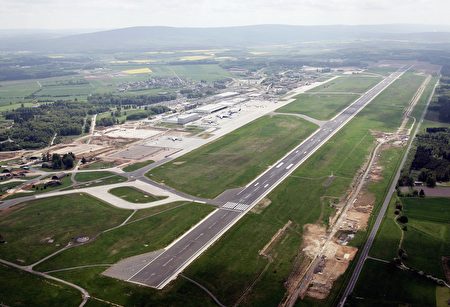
125 67 409 289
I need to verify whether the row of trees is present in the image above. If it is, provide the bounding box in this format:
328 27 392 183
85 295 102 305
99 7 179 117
88 93 176 106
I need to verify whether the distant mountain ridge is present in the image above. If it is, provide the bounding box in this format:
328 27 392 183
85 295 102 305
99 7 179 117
3 24 450 52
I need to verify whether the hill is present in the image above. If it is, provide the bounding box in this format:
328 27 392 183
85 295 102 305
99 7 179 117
3 24 450 52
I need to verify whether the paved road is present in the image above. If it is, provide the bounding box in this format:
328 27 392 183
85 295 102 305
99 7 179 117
337 71 437 307
127 67 409 289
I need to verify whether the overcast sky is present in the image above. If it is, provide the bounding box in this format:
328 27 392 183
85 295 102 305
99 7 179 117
0 0 449 30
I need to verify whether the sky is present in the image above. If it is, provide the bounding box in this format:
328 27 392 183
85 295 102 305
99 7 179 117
0 0 449 30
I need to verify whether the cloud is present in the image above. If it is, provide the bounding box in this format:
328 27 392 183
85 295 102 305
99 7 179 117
0 0 448 29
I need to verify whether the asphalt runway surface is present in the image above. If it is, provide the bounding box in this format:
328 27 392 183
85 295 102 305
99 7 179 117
125 67 409 289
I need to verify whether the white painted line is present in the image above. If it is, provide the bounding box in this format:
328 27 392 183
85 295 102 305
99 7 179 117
194 233 204 240
286 163 294 170
162 258 173 267
254 182 259 186
276 162 284 168
264 184 269 188
208 221 218 229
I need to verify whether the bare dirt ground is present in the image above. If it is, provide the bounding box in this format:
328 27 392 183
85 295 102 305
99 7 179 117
0 152 20 161
283 130 407 303
343 192 376 232
306 243 357 300
251 198 272 214
259 220 292 259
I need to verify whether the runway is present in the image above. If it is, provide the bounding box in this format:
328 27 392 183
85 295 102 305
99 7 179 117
127 67 409 289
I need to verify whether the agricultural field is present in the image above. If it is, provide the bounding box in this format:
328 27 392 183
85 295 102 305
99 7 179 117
0 80 41 105
308 75 382 94
277 93 359 120
0 194 130 265
148 115 318 198
122 67 152 74
0 63 231 107
150 64 232 81
34 83 93 98
109 186 167 203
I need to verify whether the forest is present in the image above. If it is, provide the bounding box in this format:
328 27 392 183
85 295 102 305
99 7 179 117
0 102 108 151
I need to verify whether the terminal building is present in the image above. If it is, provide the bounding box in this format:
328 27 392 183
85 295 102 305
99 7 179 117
162 113 201 125
194 103 228 114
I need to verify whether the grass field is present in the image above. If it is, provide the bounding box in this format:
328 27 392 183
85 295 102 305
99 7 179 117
82 161 116 170
351 259 437 306
109 186 167 203
0 194 130 265
368 197 402 261
1 70 431 305
160 71 430 306
308 75 382 94
364 66 397 76
2 176 73 200
36 202 213 271
0 180 24 195
401 197 450 278
0 263 81 306
52 267 215 306
123 160 154 172
74 171 117 182
68 175 126 189
148 115 318 198
128 201 191 222
276 93 359 120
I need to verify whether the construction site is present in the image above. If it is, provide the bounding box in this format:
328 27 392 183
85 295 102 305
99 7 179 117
280 72 430 305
